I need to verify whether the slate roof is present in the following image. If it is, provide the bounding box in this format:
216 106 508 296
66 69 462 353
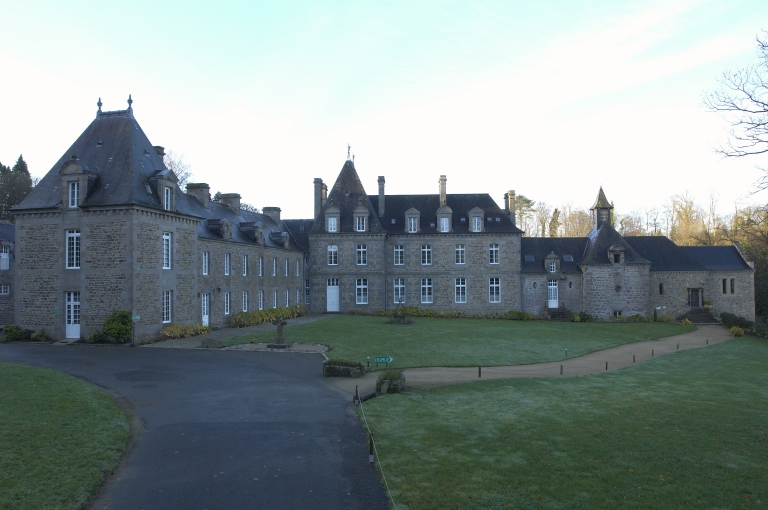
680 246 752 271
623 236 708 271
13 104 202 218
590 187 613 210
520 237 587 273
582 224 650 265
309 160 384 234
370 194 523 235
283 219 314 251
0 223 14 241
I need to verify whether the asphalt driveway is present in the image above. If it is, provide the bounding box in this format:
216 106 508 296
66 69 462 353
0 344 388 510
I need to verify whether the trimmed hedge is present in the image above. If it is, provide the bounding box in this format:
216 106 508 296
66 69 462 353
720 312 754 330
323 358 364 377
347 306 536 321
2 325 34 342
160 323 212 340
229 305 308 328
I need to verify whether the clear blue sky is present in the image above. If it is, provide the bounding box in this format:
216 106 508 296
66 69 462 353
2 0 767 220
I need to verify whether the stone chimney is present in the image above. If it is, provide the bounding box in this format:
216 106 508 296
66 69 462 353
314 178 324 219
439 175 447 207
263 206 281 224
219 193 241 215
154 146 165 157
186 183 210 208
378 176 385 217
505 190 516 225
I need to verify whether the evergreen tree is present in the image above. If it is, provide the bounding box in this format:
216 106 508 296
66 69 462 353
0 155 33 217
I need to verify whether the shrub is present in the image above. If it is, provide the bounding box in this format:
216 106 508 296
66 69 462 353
661 314 675 323
160 323 212 340
323 358 364 377
31 329 51 342
86 330 110 344
578 312 593 322
570 313 581 322
103 310 132 343
627 314 646 322
752 322 768 339
653 308 658 322
729 326 745 337
3 325 33 342
681 318 692 326
230 305 308 328
376 368 405 393
612 314 624 322
720 312 754 330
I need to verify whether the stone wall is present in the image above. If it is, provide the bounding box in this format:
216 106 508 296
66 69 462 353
521 272 583 317
582 263 650 320
650 270 755 320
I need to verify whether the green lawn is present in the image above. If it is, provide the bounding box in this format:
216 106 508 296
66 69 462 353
360 336 768 510
0 362 130 510
226 315 694 368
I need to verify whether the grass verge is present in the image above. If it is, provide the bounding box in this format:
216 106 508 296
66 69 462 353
223 315 694 368
0 362 130 510
359 336 768 509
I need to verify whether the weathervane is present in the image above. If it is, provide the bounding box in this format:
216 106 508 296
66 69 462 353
127 94 133 108
97 97 102 112
347 144 351 161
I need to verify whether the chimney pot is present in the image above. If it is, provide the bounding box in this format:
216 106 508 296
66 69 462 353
186 182 210 208
263 206 281 224
219 193 241 215
378 176 385 217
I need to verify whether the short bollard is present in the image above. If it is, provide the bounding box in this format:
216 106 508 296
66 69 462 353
633 355 636 363
560 364 563 376
565 348 568 357
369 434 375 463
354 385 359 404
605 361 608 371
652 349 654 357
478 366 482 380
706 339 709 345
677 343 679 350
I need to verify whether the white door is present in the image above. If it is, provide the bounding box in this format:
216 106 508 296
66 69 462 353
326 278 339 312
202 293 210 327
547 280 558 308
65 291 80 338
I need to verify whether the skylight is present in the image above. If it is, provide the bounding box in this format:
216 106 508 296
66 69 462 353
563 254 574 262
524 255 534 262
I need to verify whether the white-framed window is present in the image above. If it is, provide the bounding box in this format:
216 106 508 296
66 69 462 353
356 244 367 265
68 181 79 208
455 244 465 264
164 186 172 211
202 251 210 275
440 217 449 233
408 217 418 233
258 256 263 276
305 280 310 304
327 216 338 233
296 289 301 304
162 290 172 323
272 258 277 276
394 278 405 304
328 245 338 265
489 244 499 265
224 292 231 315
224 253 231 275
304 253 310 267
472 216 482 232
285 259 289 276
455 278 466 303
394 245 404 265
489 277 500 303
549 261 556 273
421 244 432 265
67 230 81 269
285 290 289 307
0 284 9 295
0 246 8 270
243 255 248 276
296 259 300 277
356 278 368 304
356 216 367 232
273 290 278 308
243 291 249 312
421 278 433 304
259 290 264 310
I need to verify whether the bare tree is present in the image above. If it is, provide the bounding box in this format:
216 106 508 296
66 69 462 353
560 203 593 237
704 32 768 189
618 212 646 236
163 150 193 189
534 202 552 237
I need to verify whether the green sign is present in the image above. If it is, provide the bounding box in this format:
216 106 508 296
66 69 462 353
132 315 140 321
374 356 393 364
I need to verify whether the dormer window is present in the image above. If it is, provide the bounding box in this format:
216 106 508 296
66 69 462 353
325 205 340 233
549 261 556 273
437 204 452 233
405 208 420 234
440 217 449 232
164 186 173 211
608 243 625 264
353 201 369 232
473 217 481 231
68 181 79 208
468 207 484 233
